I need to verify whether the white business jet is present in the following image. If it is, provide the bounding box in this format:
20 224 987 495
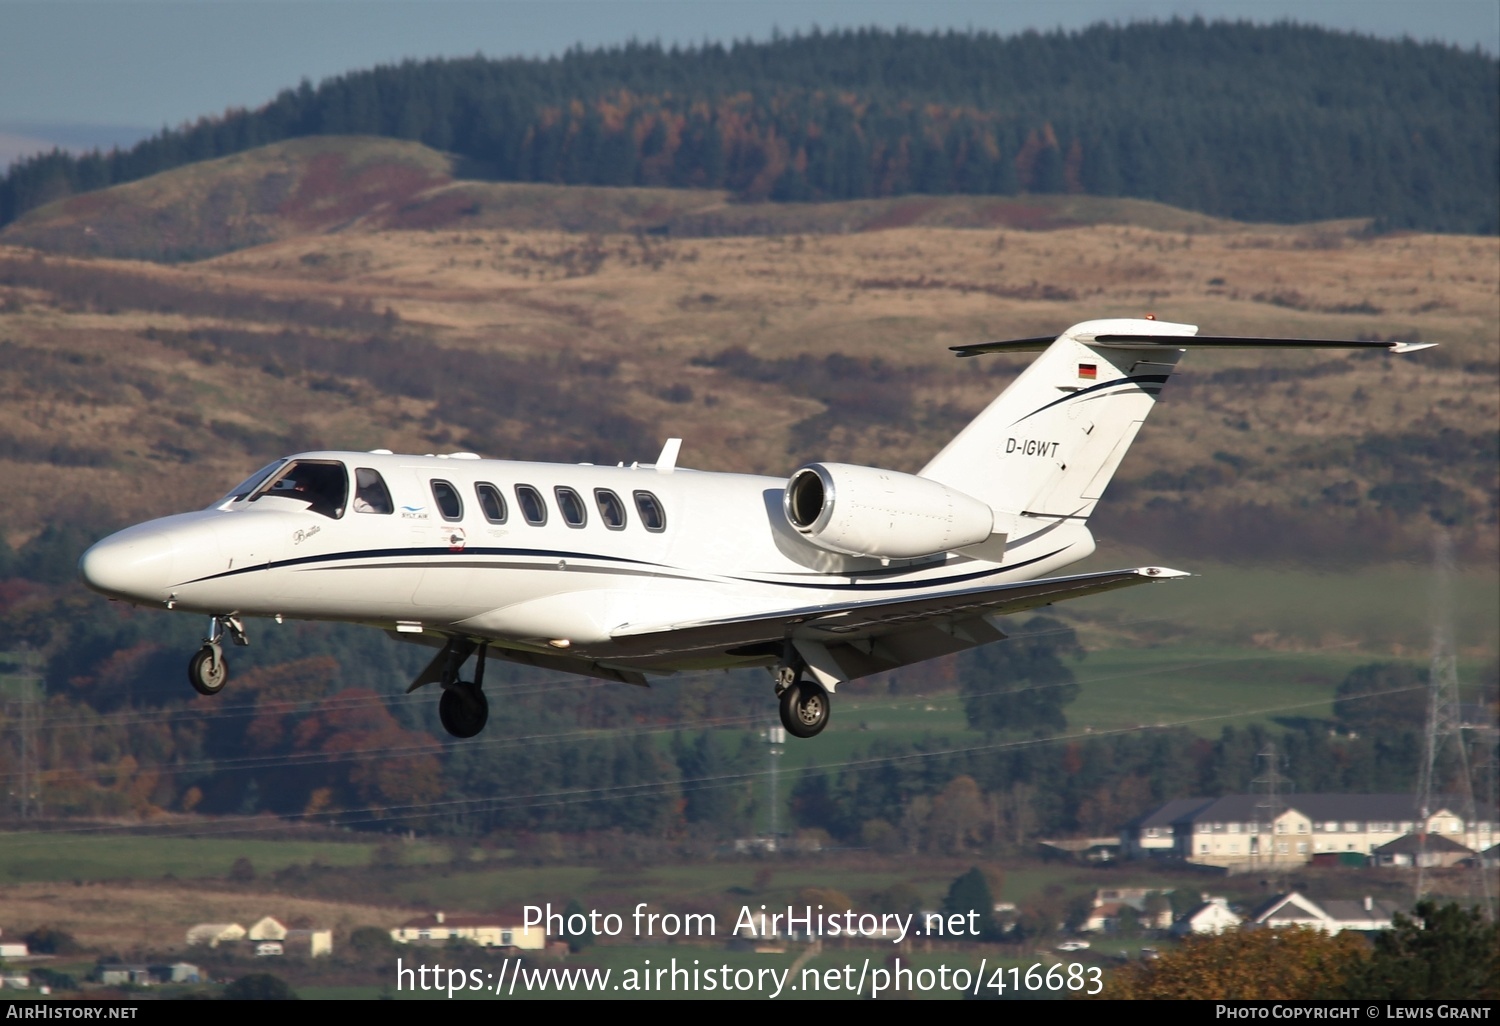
78 318 1432 740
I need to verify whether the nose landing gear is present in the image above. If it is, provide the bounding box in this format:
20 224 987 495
773 661 831 739
188 615 248 696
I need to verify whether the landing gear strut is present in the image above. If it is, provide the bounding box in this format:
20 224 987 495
437 641 489 739
774 660 831 739
188 615 248 696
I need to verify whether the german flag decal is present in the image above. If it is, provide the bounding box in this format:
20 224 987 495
1078 363 1098 380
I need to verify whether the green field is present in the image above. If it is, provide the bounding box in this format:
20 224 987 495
1064 557 1500 655
0 832 448 883
706 634 1453 834
388 863 940 912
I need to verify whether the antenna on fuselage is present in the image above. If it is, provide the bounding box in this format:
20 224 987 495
655 438 682 474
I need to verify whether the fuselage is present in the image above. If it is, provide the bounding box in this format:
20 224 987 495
78 450 1095 672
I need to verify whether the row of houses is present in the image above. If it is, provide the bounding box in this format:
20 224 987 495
1175 893 1403 935
1122 793 1496 870
96 963 202 987
186 916 332 957
0 964 202 991
391 911 546 951
1082 887 1405 938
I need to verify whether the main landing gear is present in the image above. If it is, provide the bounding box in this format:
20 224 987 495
188 615 248 696
774 662 831 739
405 637 491 738
434 639 489 739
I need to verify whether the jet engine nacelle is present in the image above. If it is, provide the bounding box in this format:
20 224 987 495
783 462 994 559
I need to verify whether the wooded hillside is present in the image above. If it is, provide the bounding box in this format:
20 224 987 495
3 21 1496 234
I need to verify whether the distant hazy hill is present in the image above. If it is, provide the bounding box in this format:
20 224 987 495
1 21 1495 235
1 136 1248 262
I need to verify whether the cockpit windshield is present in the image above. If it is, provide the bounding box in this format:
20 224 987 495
248 459 349 518
213 459 288 507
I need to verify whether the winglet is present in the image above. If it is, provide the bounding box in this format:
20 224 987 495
655 437 682 474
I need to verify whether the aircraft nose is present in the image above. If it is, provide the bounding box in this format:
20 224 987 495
78 525 178 603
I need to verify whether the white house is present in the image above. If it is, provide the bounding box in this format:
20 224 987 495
1247 892 1399 934
391 911 544 951
243 916 331 956
185 922 245 948
97 965 153 986
150 963 201 984
1170 897 1242 937
247 916 287 941
1371 833 1473 868
1076 888 1173 933
285 929 334 957
1122 794 1494 869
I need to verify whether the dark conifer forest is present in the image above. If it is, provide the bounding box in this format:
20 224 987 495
3 20 1496 233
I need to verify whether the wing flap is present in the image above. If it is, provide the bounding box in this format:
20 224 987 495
610 566 1188 648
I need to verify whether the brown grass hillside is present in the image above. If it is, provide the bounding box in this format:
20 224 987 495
0 879 409 954
0 136 1242 262
0 139 1494 566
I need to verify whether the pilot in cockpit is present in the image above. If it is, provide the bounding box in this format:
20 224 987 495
269 465 345 518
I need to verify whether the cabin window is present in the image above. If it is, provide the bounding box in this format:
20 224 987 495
353 468 393 514
515 485 548 526
633 490 667 532
594 488 627 529
431 480 463 522
476 482 508 524
555 487 587 528
250 459 348 519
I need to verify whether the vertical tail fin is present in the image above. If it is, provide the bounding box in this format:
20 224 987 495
920 318 1194 523
922 320 1431 555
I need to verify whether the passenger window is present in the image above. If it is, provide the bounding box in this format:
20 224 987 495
353 468 393 514
633 490 667 532
555 487 587 528
515 484 548 526
594 488 627 530
431 480 463 522
252 459 348 519
475 482 507 524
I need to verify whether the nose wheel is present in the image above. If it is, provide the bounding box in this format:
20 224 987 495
778 677 831 739
189 645 228 695
188 615 248 696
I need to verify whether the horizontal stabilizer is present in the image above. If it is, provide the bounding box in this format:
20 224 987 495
953 334 1435 357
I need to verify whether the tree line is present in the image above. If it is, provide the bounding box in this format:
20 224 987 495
2 21 1495 234
4 562 1484 844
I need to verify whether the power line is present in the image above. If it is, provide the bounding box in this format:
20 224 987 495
0 613 1182 736
0 682 1438 844
1415 531 1492 918
0 638 1382 784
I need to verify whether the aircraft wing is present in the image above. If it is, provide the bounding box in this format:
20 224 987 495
608 566 1188 683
